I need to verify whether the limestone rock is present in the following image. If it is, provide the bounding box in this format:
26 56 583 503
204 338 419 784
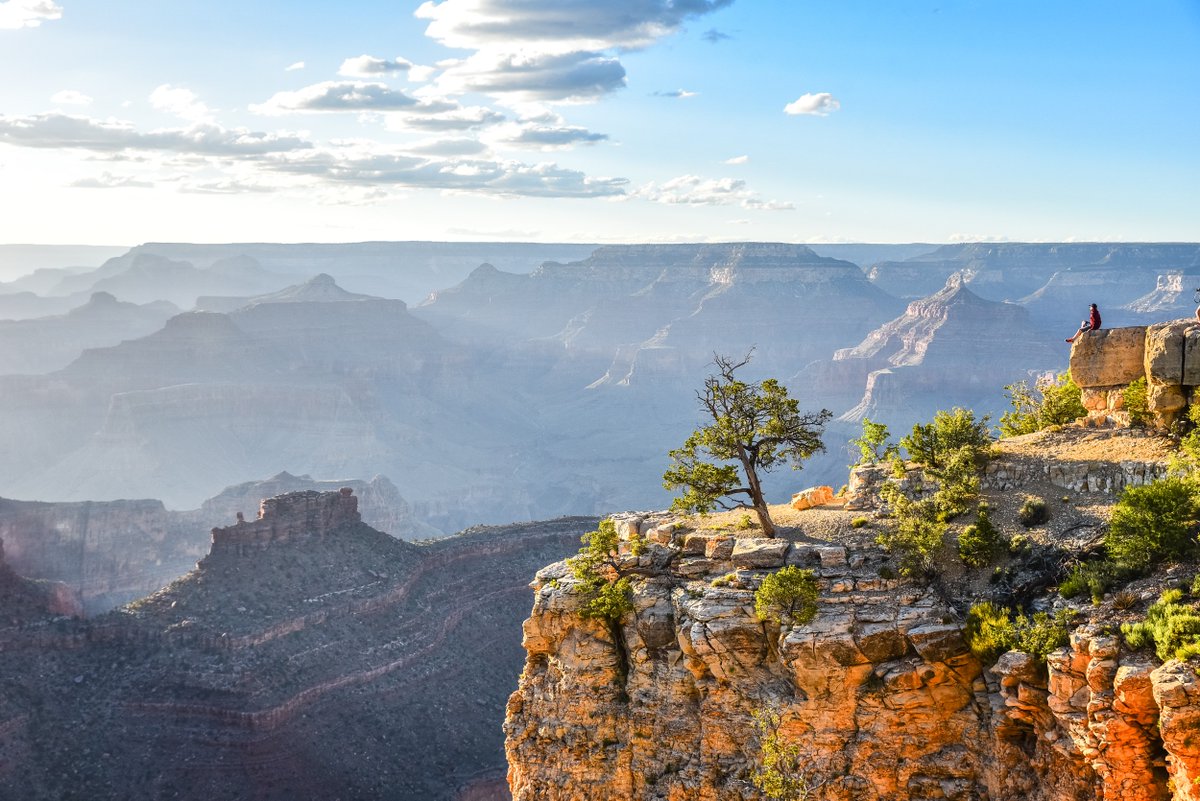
1144 319 1200 386
1069 326 1147 388
730 537 789 569
790 485 834 510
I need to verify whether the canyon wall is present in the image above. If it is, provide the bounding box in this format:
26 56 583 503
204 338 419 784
505 515 1200 801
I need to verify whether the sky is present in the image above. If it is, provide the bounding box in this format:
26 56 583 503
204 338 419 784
0 0 1197 246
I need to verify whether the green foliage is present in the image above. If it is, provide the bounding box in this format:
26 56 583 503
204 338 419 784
711 572 737 588
998 373 1087 438
663 353 831 536
851 516 870 529
875 496 946 578
754 567 819 625
1121 589 1200 662
889 455 907 478
932 446 982 520
852 417 898 465
1105 477 1200 571
1059 561 1129 604
966 602 1075 663
900 407 992 469
735 514 756 530
751 710 824 801
1017 496 1050 527
1171 403 1200 476
568 519 634 625
1123 377 1151 427
958 503 1003 567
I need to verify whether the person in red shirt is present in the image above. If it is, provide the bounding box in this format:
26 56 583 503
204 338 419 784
1066 304 1101 343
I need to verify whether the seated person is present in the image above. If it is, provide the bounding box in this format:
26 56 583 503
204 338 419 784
1066 303 1101 343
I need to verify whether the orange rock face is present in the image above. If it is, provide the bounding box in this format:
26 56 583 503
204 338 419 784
790 485 836 511
505 526 1200 801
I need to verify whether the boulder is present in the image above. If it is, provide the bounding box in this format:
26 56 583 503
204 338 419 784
730 537 789 569
790 485 835 511
1144 319 1200 386
1068 326 1146 388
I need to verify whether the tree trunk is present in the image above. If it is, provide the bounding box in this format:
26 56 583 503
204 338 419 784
753 502 777 537
741 460 777 536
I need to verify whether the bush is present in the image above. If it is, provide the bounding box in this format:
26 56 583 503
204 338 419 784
1017 496 1050 527
1059 561 1127 603
999 373 1087 438
958 504 1003 567
851 516 869 529
568 519 634 625
1105 477 1200 571
876 499 946 578
966 602 1074 663
852 418 898 465
754 567 819 625
1121 589 1200 661
901 408 991 469
1124 377 1151 427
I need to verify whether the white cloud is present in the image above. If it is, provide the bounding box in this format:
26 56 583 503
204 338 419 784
486 120 608 150
784 92 841 117
69 172 153 189
252 81 456 115
724 155 748 165
338 55 414 78
437 49 626 103
0 113 312 157
0 0 61 29
652 89 697 99
285 61 306 72
51 89 91 106
149 85 214 123
415 0 734 52
634 174 793 210
385 104 506 132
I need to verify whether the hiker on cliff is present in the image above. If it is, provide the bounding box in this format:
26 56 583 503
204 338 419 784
1066 303 1101 343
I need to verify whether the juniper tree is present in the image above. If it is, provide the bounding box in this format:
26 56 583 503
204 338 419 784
663 352 831 538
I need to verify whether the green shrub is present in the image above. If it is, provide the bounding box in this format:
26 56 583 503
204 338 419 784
1008 533 1031 554
901 407 991 469
1124 377 1151 427
1121 589 1200 661
711 572 737 588
852 418 899 465
754 567 819 625
1105 477 1200 571
1059 561 1126 603
568 519 634 625
999 373 1087 438
1112 590 1139 610
958 503 1003 567
736 514 756 530
851 516 870 529
751 709 823 800
966 602 1074 663
889 455 907 478
1017 496 1049 527
876 499 946 578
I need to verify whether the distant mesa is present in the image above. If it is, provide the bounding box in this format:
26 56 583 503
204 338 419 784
197 272 378 313
209 488 361 557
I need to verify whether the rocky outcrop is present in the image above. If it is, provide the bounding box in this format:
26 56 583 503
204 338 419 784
1069 320 1200 427
504 519 1200 801
0 488 595 801
506 523 991 800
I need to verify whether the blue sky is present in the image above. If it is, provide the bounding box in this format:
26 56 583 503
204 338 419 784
0 0 1197 245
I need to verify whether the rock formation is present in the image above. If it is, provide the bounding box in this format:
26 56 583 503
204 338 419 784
0 488 595 801
1068 320 1200 426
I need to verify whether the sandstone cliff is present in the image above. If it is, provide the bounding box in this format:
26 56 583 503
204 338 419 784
504 432 1200 801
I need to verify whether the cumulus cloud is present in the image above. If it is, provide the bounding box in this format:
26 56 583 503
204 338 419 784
437 50 626 102
416 0 734 52
634 174 793 210
403 136 490 157
724 155 748 165
338 55 414 78
285 61 306 71
252 81 456 114
0 0 62 29
488 121 608 150
784 92 841 116
0 113 312 157
653 89 697 99
69 172 153 189
150 85 214 123
386 104 506 132
51 89 91 105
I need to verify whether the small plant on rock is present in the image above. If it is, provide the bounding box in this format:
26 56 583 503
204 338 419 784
1122 589 1200 661
958 503 1003 568
754 566 819 626
1106 476 1200 571
1017 496 1050 527
751 709 828 801
852 417 899 465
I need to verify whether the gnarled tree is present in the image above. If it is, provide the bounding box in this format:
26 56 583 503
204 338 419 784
663 352 831 537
